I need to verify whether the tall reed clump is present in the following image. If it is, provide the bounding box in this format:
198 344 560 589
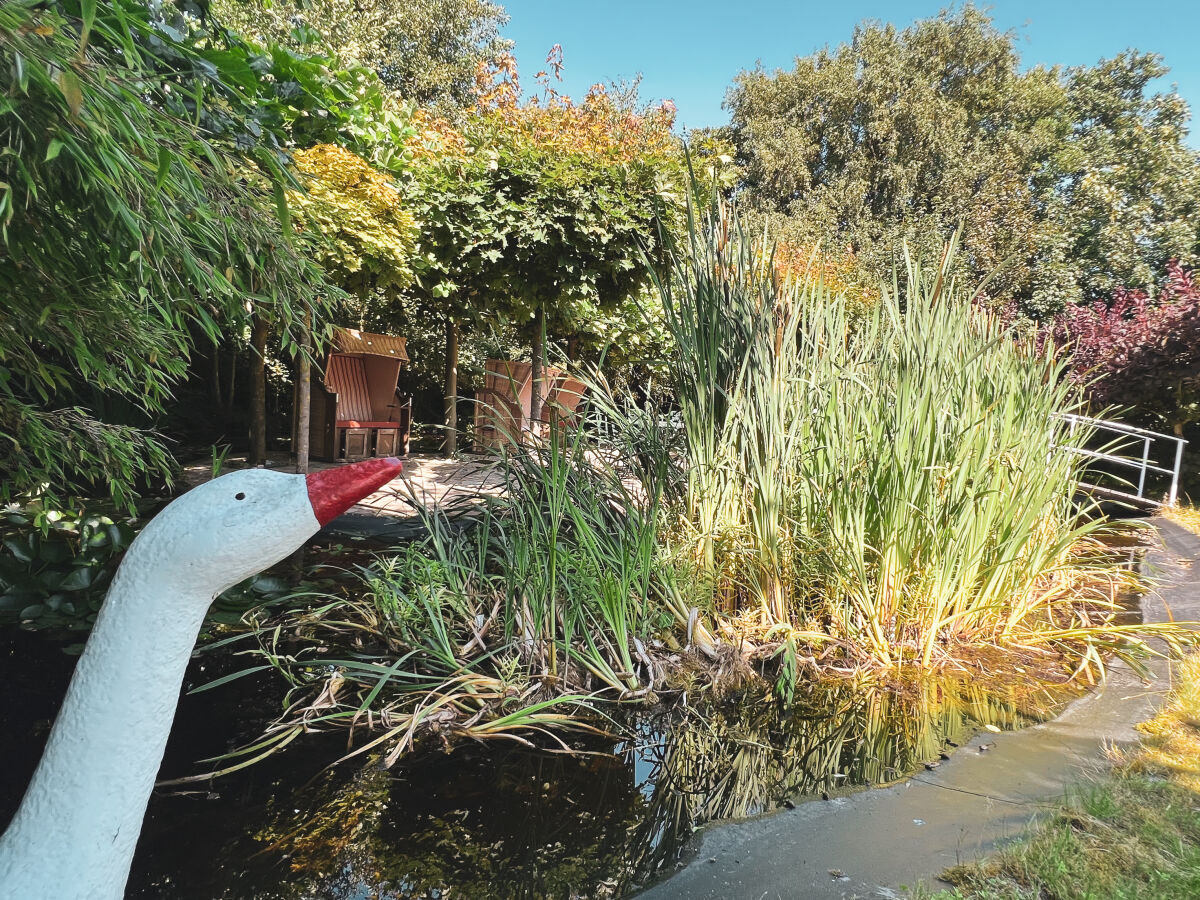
656 192 1183 669
186 382 704 777
483 416 669 695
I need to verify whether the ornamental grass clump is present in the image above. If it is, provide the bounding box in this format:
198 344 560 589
657 192 1193 671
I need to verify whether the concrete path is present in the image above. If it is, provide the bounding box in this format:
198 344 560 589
635 519 1200 900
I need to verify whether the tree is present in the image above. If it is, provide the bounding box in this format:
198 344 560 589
398 54 684 446
1033 53 1200 313
210 0 511 109
728 5 1066 304
283 143 420 463
288 144 418 297
0 0 337 506
770 240 879 318
726 4 1200 317
230 38 417 465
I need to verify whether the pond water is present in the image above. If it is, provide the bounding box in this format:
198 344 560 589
0 628 1081 900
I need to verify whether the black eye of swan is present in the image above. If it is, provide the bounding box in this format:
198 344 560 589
235 492 246 501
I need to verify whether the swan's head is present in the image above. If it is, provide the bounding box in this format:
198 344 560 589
134 458 402 597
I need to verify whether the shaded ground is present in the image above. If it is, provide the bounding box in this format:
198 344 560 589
634 519 1200 900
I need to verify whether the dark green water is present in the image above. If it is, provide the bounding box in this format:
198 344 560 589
0 628 1073 900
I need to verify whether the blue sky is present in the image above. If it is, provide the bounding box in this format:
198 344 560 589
499 1 1200 145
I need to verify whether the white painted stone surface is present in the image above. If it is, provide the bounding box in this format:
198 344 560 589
0 469 321 900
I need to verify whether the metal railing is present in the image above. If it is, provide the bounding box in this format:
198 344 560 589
1056 412 1188 508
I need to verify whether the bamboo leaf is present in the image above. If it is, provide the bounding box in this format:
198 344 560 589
56 69 83 118
78 0 97 54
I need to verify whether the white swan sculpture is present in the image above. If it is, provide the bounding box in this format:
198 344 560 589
0 457 402 900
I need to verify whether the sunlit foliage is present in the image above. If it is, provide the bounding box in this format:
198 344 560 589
728 4 1200 318
389 50 684 351
654 196 1184 672
472 47 678 165
289 145 418 295
211 0 511 109
0 0 338 506
1046 261 1200 431
770 241 879 316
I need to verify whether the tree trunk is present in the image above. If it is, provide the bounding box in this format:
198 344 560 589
209 340 222 405
294 310 312 474
529 306 546 433
444 317 459 457
223 347 237 416
248 314 269 467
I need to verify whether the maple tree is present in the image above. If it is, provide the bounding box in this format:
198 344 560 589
390 49 684 449
289 144 418 298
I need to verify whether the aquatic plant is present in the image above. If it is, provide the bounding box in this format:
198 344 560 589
656 191 1188 671
177 412 677 778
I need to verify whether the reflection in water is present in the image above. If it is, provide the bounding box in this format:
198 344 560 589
146 676 1072 900
621 676 1047 886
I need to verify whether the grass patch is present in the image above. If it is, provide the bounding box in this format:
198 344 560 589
1164 504 1200 538
918 653 1200 900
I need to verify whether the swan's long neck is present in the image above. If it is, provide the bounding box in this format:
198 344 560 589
0 460 398 899
0 546 212 900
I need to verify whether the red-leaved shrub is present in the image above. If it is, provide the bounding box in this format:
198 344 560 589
1047 261 1200 431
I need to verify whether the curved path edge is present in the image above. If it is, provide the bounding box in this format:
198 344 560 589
634 518 1200 900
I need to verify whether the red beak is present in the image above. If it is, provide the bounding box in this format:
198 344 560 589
305 457 402 526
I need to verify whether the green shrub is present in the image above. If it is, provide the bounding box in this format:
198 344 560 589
0 502 135 631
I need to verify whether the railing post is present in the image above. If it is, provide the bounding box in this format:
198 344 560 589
1137 436 1151 501
1051 411 1187 509
1169 438 1186 507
